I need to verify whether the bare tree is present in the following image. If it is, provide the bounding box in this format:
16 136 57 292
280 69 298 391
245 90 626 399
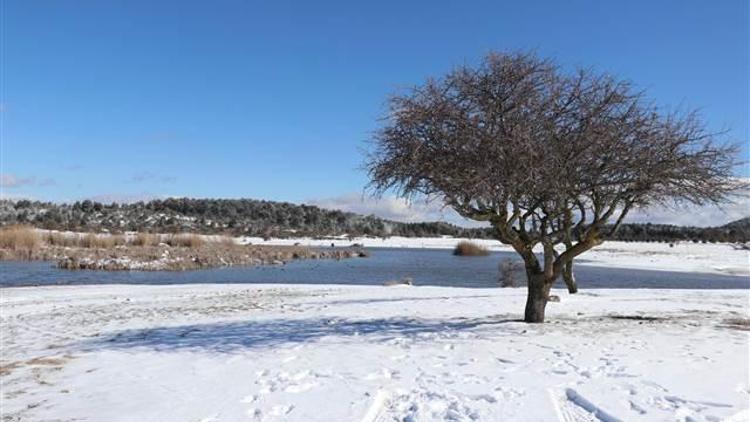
366 52 744 323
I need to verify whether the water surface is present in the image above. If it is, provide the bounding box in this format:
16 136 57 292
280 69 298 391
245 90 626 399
1 248 747 289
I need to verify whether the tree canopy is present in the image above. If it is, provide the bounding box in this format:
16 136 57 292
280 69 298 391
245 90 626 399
367 51 745 322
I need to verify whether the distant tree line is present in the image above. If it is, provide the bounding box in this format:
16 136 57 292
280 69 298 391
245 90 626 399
0 198 390 238
603 221 750 243
0 198 747 243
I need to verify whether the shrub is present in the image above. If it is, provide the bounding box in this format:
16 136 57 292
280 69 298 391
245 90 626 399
498 259 523 287
453 241 490 256
0 225 41 253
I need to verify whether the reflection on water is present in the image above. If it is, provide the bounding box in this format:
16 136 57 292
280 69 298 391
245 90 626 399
1 248 748 289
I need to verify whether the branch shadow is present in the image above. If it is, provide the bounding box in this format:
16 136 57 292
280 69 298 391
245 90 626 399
81 315 523 354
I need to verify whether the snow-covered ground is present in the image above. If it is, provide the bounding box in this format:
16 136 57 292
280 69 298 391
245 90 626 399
240 236 750 277
1 284 748 421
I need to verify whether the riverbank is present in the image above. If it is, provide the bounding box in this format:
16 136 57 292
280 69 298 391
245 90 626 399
2 243 366 271
2 226 747 275
0 227 367 271
59 244 366 271
1 284 747 421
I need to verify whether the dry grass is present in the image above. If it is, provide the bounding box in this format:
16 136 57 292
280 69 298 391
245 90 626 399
45 232 126 248
80 233 114 248
3 228 217 251
0 225 41 253
215 236 236 247
56 243 367 271
132 232 161 247
0 227 367 270
166 233 204 248
45 232 79 247
0 225 262 260
453 241 490 256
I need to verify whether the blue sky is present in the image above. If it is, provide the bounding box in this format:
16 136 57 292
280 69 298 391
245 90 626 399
1 1 748 224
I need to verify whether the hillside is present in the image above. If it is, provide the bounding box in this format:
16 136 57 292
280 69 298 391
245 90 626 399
0 198 747 242
0 198 481 239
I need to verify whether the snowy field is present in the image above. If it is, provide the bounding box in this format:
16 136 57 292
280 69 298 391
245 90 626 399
1 283 748 421
241 237 750 277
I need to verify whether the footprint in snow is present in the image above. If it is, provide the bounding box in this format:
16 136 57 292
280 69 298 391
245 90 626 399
494 386 524 399
254 369 320 396
470 394 498 403
284 381 318 393
241 394 260 403
640 380 668 392
364 368 398 380
269 404 294 416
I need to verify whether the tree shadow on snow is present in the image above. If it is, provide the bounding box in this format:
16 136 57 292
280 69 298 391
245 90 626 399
80 315 522 354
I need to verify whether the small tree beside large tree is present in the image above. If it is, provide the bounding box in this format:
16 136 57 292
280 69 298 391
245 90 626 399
367 52 744 323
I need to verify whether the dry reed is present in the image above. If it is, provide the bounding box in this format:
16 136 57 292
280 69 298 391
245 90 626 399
166 233 204 248
132 232 161 247
453 241 490 256
0 225 41 252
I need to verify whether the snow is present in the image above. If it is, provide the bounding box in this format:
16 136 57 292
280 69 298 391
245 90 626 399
2 283 748 421
239 236 750 277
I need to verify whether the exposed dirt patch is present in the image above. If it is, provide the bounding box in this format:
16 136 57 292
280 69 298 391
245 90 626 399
25 357 70 367
608 315 667 322
719 317 750 331
1 355 73 377
0 361 23 377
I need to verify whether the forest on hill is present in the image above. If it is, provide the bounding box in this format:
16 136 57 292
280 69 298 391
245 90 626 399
0 198 747 243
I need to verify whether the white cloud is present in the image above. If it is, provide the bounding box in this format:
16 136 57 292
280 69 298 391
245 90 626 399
87 193 165 204
0 173 55 188
626 202 748 227
128 171 177 184
625 180 749 227
1 174 34 188
307 193 488 227
309 192 748 228
0 191 35 201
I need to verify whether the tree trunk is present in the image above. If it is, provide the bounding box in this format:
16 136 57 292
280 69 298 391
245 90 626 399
524 272 552 323
562 261 578 294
